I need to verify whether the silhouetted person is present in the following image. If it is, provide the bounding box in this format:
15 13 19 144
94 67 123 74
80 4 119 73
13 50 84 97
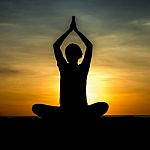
32 16 109 118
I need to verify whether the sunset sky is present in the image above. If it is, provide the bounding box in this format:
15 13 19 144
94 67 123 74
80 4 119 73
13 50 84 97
0 0 150 116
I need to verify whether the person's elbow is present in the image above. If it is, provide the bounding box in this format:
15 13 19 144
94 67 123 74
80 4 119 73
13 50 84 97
88 42 93 49
53 43 57 48
90 43 93 48
53 43 59 50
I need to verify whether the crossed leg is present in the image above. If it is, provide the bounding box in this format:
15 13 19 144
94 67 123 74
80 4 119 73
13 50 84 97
32 104 61 118
32 102 109 118
87 102 109 117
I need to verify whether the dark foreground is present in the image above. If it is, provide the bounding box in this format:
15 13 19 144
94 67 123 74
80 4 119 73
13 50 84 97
0 115 150 148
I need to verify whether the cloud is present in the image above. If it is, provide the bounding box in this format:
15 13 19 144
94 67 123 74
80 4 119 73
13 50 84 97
130 19 150 27
0 67 22 76
0 22 21 28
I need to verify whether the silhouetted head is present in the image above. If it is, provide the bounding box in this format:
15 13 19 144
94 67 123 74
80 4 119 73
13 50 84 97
65 43 82 64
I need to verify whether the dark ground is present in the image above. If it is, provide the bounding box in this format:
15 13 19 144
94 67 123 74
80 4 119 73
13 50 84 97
0 115 150 148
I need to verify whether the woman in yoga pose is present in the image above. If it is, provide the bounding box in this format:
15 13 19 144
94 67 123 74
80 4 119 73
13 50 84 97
32 16 109 118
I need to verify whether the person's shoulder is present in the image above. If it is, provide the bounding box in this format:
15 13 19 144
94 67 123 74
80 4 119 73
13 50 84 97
79 63 87 69
57 60 68 68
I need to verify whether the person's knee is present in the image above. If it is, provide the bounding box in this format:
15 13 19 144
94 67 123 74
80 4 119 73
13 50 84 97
32 104 39 113
103 102 109 110
95 102 109 113
101 102 109 114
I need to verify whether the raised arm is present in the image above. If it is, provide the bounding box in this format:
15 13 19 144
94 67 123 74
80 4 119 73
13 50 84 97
53 28 72 65
74 25 93 66
75 29 93 50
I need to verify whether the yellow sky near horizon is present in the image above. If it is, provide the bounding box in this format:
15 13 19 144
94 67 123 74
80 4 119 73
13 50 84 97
0 49 150 116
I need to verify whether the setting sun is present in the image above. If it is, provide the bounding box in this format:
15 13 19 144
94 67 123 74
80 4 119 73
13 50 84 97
87 70 111 104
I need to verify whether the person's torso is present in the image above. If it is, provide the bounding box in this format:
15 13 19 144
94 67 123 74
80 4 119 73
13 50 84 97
59 63 88 111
